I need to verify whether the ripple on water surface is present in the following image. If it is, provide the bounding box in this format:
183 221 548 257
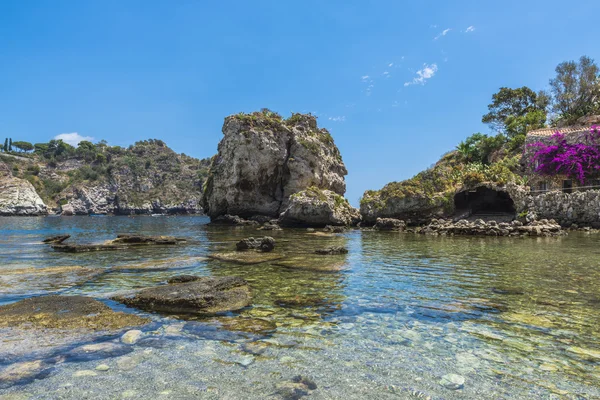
0 216 599 398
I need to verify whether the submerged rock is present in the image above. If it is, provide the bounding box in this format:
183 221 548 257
439 373 465 390
50 234 186 252
0 360 53 389
66 342 133 362
0 266 104 296
209 252 285 265
236 236 276 252
211 317 277 335
203 111 349 221
273 256 346 272
315 246 348 255
279 187 360 227
0 295 149 330
112 276 251 315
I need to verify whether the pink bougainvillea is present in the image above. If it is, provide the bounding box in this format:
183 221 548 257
528 125 600 184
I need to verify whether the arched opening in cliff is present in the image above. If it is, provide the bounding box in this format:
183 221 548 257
454 187 515 220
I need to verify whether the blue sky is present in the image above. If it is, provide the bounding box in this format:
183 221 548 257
1 1 599 205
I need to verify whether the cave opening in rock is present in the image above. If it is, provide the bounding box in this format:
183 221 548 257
454 187 515 219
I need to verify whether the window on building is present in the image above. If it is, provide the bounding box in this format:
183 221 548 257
563 180 573 193
538 181 548 192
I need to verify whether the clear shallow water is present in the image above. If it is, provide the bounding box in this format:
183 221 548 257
1 216 600 399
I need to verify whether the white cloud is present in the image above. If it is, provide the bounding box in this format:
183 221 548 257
434 28 451 40
388 62 394 67
361 75 370 81
54 132 95 146
404 63 438 86
383 71 389 76
328 116 346 122
465 26 475 33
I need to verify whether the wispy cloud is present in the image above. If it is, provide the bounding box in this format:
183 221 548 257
434 28 451 40
361 75 370 81
328 116 346 122
465 25 475 33
404 63 438 86
383 71 390 78
388 62 394 67
54 132 95 146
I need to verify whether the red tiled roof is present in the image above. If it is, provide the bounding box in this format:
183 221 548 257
527 126 589 137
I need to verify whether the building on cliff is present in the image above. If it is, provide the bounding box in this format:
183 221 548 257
524 115 600 194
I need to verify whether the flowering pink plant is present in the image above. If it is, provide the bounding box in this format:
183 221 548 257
528 126 600 184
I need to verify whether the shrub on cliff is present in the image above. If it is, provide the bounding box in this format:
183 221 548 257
528 125 600 184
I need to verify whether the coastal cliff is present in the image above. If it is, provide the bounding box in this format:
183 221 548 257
203 110 358 225
0 160 48 216
0 140 210 215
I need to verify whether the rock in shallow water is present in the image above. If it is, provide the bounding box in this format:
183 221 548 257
112 276 251 315
0 295 149 331
236 236 275 252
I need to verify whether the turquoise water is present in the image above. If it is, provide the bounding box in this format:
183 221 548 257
1 216 600 399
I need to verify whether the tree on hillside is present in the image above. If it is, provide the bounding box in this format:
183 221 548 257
4 138 8 152
482 87 549 136
12 141 34 152
549 55 600 125
8 138 12 152
456 133 506 164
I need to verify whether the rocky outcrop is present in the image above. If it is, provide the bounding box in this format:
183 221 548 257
361 182 524 225
373 218 406 231
203 111 348 221
112 276 252 315
360 190 447 225
279 187 360 227
417 218 564 236
0 161 47 216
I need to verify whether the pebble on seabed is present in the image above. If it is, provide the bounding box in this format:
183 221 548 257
439 373 465 390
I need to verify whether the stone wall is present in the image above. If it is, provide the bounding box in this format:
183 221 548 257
517 189 600 227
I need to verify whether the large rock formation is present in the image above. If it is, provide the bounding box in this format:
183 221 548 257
0 161 47 216
203 111 350 221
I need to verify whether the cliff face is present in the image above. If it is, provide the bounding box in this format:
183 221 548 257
203 111 349 220
0 161 48 216
0 140 211 215
57 142 210 215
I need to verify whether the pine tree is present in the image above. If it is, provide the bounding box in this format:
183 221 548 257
8 138 12 152
3 138 7 152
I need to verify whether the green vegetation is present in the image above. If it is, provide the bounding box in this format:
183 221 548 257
361 55 599 212
2 138 211 207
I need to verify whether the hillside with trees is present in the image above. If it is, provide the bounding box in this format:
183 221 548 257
0 138 211 214
361 55 600 221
